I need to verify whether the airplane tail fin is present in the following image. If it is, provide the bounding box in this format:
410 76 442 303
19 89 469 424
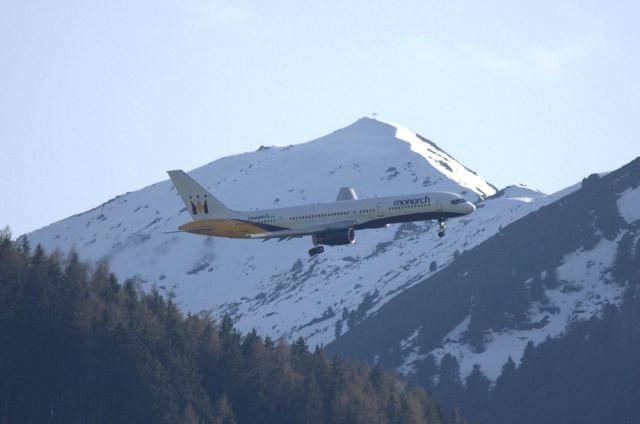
167 170 233 219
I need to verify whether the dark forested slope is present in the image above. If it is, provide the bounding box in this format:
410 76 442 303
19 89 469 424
485 289 640 424
328 158 640 422
0 230 454 424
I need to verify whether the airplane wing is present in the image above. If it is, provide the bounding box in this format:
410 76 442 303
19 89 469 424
161 226 210 234
246 220 358 241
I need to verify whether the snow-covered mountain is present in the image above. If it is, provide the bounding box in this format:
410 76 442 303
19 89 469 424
27 119 492 331
328 158 640 382
27 117 606 381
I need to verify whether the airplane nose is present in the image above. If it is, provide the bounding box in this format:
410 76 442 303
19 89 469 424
464 201 476 214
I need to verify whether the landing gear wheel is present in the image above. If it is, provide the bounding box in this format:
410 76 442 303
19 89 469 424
308 246 325 256
437 218 447 238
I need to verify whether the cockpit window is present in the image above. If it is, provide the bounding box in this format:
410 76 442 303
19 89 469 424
450 198 466 205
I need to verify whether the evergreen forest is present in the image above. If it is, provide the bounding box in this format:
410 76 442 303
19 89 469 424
0 229 455 424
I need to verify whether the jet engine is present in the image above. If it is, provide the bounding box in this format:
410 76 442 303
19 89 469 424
312 228 355 246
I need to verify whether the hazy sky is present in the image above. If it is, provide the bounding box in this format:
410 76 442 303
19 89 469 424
1 1 638 236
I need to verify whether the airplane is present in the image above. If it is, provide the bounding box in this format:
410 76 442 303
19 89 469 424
167 170 476 256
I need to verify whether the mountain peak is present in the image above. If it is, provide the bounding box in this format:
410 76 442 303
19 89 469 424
304 117 497 199
325 116 398 141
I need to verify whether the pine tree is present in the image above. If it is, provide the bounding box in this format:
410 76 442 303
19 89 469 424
634 236 640 286
18 235 30 257
462 364 490 423
386 394 399 424
490 356 518 424
213 394 237 424
325 354 346 419
493 356 517 393
369 363 385 392
291 337 311 373
435 354 463 415
397 394 415 424
411 354 437 389
303 374 324 424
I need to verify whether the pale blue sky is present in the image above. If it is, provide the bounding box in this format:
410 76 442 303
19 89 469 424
1 1 638 236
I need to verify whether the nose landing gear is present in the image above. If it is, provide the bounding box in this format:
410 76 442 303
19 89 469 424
308 245 325 256
437 218 447 238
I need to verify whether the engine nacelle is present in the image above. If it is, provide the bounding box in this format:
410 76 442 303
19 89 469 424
312 228 356 246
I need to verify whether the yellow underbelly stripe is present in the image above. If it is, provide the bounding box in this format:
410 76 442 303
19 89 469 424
179 219 277 238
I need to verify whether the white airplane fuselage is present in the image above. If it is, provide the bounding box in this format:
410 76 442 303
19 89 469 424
179 192 473 236
167 170 476 256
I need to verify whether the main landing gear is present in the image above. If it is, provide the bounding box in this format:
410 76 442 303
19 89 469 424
308 245 325 257
437 218 447 238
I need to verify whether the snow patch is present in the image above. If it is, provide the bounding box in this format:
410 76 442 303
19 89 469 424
397 327 423 374
494 184 546 202
617 186 640 223
404 237 623 381
391 122 497 198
